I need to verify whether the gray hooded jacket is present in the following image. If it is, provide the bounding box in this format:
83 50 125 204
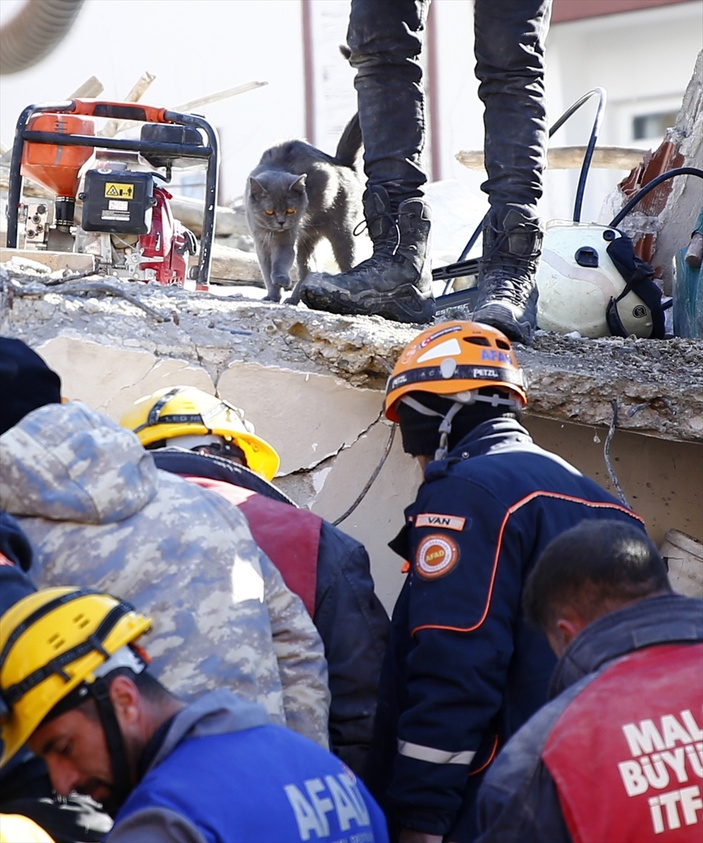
0 401 329 745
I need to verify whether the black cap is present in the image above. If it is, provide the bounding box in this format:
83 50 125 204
0 337 62 435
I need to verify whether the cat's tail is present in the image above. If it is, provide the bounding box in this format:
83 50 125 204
334 113 363 170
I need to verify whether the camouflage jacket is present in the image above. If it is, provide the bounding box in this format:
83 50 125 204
0 402 330 747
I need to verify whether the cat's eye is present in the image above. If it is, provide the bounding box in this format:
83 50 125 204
265 210 275 216
286 208 296 215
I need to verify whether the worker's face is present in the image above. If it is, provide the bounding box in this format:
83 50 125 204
27 702 118 811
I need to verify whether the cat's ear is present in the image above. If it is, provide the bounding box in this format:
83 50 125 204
292 174 307 193
248 176 266 198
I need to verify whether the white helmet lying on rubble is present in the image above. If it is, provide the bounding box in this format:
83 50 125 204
536 221 666 339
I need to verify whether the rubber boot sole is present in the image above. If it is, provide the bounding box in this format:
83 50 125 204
302 282 436 325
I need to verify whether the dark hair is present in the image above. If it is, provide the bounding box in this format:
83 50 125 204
523 519 671 631
41 665 172 727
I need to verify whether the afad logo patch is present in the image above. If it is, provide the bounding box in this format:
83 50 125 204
415 534 460 580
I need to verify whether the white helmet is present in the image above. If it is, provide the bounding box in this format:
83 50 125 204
536 221 664 339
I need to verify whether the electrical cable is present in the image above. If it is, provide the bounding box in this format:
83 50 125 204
560 88 607 223
604 399 629 508
608 166 703 228
452 87 607 269
333 423 396 526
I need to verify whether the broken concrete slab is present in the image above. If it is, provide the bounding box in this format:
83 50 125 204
2 270 702 443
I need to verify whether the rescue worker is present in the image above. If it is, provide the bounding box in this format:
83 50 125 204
0 337 330 750
120 385 390 776
477 519 703 842
0 587 390 843
369 320 648 843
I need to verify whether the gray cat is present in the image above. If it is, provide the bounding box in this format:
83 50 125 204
245 114 364 304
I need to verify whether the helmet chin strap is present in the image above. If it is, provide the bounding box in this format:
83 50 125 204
435 402 463 461
90 677 135 816
90 647 147 816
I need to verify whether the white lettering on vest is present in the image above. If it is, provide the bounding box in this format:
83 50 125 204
284 784 326 840
325 774 359 831
619 748 703 795
339 774 370 826
686 743 703 777
681 711 703 742
622 710 703 757
659 749 689 785
284 773 370 840
641 754 671 789
305 778 335 836
619 761 648 796
648 787 703 834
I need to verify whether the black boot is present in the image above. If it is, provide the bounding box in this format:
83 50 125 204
300 185 435 324
472 206 543 344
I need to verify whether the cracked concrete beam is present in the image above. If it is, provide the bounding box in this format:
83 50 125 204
218 362 381 474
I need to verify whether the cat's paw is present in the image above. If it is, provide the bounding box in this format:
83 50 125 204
262 290 282 303
271 275 292 291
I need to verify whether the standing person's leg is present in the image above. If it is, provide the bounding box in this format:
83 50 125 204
301 0 435 324
472 0 552 344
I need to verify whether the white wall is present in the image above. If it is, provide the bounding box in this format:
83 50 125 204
539 2 701 224
428 0 700 226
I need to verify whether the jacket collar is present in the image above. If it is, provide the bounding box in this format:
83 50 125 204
549 593 703 698
146 689 271 773
423 417 532 480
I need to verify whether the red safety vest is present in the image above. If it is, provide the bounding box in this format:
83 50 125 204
542 642 703 843
182 475 320 616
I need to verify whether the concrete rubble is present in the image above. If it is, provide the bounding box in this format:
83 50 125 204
2 264 702 443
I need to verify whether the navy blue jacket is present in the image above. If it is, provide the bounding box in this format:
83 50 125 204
367 418 645 841
476 594 703 843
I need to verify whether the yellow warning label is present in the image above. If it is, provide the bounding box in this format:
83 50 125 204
104 183 134 199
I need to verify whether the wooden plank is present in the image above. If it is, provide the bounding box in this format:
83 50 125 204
456 146 645 172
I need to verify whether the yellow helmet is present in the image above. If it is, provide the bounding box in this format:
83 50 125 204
0 814 55 843
385 321 527 422
0 588 151 768
120 386 280 481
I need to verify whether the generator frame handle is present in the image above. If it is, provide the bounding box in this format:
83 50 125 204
6 99 219 290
